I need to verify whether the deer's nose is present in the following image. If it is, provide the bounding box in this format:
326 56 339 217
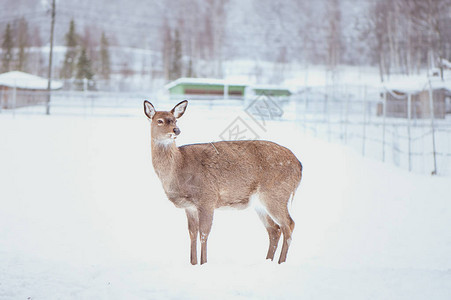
173 127 181 135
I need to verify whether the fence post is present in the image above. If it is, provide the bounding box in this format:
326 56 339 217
325 87 331 142
344 87 349 144
303 66 309 134
428 81 437 175
83 78 88 117
407 93 412 172
382 91 387 162
303 88 308 133
89 80 95 114
340 85 345 143
362 85 367 156
13 80 17 117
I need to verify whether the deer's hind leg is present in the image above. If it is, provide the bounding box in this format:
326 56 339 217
259 191 295 264
255 208 281 261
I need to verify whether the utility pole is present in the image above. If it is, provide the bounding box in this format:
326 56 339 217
46 0 56 115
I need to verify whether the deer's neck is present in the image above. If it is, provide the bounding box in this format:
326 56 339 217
151 139 181 180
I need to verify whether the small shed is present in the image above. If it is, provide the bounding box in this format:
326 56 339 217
382 79 450 119
165 78 247 98
0 71 63 109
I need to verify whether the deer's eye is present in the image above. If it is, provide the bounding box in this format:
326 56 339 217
157 119 164 125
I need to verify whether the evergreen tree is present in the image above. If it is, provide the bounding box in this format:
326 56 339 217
170 29 182 80
17 18 29 72
61 20 78 79
1 24 13 72
76 47 94 80
99 32 111 80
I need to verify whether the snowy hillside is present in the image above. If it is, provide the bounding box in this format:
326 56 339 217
0 105 450 299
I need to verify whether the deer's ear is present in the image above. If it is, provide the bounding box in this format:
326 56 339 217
171 100 188 119
144 100 156 119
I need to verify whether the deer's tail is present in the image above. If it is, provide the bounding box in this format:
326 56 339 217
290 159 303 205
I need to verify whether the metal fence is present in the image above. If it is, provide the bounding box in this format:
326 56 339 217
0 89 149 117
291 85 451 176
1 85 450 176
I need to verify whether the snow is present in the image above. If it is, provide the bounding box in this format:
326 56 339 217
0 71 63 90
165 77 248 90
282 65 384 91
165 77 291 91
0 104 450 299
276 65 451 97
250 84 291 92
383 75 451 94
441 58 451 69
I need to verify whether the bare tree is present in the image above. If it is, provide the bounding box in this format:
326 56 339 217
170 28 183 80
404 0 451 79
162 19 173 80
1 23 13 73
16 17 29 72
362 0 390 82
207 0 229 77
327 0 342 69
27 26 46 76
99 32 111 80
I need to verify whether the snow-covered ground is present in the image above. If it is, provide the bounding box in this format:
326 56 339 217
1 104 450 299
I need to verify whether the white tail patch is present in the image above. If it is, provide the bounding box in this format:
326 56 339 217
250 193 281 226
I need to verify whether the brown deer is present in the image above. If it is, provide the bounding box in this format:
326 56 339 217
144 100 302 264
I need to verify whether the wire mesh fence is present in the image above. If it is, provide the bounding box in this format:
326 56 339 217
292 85 451 176
1 83 450 176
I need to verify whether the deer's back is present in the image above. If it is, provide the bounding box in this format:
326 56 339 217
175 140 302 209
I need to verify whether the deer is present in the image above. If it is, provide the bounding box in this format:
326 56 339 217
143 100 302 265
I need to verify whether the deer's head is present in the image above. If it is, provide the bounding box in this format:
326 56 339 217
144 100 188 145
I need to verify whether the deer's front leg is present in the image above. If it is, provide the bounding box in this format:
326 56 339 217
198 207 214 265
185 208 199 265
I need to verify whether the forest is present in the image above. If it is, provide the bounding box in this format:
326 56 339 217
1 0 450 84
